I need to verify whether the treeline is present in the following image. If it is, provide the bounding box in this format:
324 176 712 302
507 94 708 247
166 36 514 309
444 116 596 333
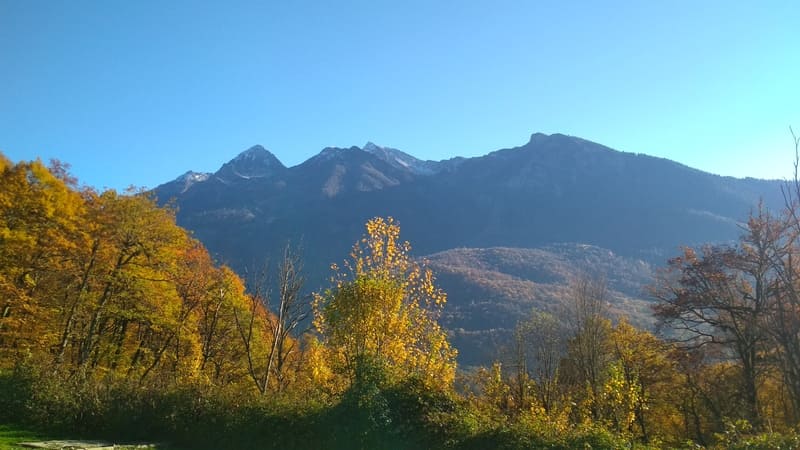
2 152 800 449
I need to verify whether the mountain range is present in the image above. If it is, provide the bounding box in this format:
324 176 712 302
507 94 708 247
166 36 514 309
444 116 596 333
153 133 786 364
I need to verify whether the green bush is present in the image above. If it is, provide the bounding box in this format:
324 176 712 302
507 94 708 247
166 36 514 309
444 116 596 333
456 419 636 450
713 419 800 450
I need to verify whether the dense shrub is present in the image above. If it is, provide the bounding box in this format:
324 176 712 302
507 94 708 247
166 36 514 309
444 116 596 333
457 422 634 450
1 361 474 450
712 420 800 450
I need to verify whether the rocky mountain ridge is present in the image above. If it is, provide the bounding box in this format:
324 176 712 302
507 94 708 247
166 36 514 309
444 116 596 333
152 132 785 364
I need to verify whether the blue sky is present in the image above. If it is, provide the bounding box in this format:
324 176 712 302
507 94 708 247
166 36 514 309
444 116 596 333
1 1 798 191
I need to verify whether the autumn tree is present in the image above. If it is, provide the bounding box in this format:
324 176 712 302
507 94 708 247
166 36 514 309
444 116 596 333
609 318 683 443
265 244 308 393
652 227 774 428
196 263 251 385
560 275 613 422
0 156 264 387
510 310 566 414
167 242 257 386
233 245 307 395
759 133 800 421
234 268 276 395
0 157 86 363
313 217 456 390
68 190 193 381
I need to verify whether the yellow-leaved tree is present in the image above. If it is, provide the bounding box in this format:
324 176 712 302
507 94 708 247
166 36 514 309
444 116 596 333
313 217 456 390
0 157 86 363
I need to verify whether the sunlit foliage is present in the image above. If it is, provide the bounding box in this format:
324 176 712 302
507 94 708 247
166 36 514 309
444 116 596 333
313 217 456 390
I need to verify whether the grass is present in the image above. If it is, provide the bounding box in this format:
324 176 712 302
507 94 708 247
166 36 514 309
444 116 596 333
0 424 52 449
0 424 174 450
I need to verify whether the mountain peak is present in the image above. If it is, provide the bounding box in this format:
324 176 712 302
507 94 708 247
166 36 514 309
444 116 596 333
363 141 381 152
527 132 578 145
232 145 273 161
215 145 286 182
314 145 363 161
528 132 550 144
362 142 400 159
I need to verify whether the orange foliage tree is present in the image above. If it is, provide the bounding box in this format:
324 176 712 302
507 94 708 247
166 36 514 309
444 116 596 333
0 154 280 391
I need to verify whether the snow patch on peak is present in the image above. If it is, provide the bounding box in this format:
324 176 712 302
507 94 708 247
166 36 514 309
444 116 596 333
393 157 410 168
175 171 211 183
173 171 211 193
363 143 442 176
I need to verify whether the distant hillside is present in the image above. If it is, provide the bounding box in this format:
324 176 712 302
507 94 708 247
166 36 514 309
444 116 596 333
426 245 655 366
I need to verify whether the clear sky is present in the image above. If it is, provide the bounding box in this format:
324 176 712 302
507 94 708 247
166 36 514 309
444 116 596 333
1 1 799 191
